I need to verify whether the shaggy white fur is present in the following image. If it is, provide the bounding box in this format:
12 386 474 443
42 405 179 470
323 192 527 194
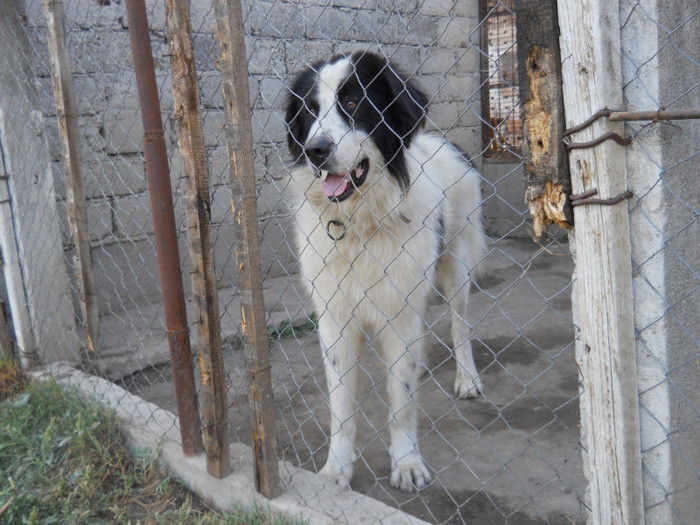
286 53 487 493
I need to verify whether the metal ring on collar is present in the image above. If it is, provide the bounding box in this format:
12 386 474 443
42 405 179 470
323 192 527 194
326 219 347 241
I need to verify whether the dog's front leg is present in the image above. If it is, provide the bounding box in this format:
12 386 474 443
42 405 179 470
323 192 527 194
381 325 432 492
318 320 361 489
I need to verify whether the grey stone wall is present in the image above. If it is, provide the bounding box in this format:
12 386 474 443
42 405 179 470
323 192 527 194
14 0 510 315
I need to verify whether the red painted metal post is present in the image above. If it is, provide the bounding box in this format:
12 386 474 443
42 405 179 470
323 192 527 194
124 0 204 456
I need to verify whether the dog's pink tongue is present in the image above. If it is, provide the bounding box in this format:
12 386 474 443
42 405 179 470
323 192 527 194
322 173 349 198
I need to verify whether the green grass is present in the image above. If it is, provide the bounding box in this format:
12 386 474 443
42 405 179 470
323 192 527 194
0 360 300 524
266 313 318 343
222 313 318 353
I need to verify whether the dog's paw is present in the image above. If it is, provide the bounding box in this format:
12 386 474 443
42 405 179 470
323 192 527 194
319 461 353 490
454 374 483 399
390 455 431 493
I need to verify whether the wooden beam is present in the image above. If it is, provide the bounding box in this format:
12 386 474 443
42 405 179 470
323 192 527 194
0 0 78 363
164 0 230 479
556 1 644 523
213 0 280 499
42 0 100 353
0 256 15 360
516 0 572 237
0 151 35 367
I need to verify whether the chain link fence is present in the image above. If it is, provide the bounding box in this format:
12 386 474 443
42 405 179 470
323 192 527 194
0 0 697 524
619 2 700 523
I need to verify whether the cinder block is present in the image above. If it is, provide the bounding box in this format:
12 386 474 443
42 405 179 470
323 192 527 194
251 109 286 145
101 108 144 155
113 192 155 239
258 77 287 111
198 71 224 109
377 0 421 13
86 198 114 241
83 154 147 199
247 1 305 39
399 14 440 45
201 110 226 148
246 38 287 76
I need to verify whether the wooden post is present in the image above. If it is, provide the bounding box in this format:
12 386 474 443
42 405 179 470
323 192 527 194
213 0 281 498
556 1 644 523
42 0 100 353
0 149 36 367
0 256 14 360
0 0 79 364
516 0 572 237
164 0 230 478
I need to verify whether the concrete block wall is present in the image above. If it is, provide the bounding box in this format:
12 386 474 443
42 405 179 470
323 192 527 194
17 0 523 315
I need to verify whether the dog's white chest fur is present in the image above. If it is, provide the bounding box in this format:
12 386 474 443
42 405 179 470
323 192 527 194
295 190 439 334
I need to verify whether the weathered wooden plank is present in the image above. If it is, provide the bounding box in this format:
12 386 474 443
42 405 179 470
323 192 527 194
556 1 644 523
42 0 100 353
516 0 572 237
0 152 35 366
164 0 230 479
213 0 280 499
0 0 78 363
0 256 14 360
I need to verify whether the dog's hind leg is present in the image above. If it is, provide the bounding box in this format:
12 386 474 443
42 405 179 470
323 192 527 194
438 251 483 398
318 317 362 489
380 321 432 492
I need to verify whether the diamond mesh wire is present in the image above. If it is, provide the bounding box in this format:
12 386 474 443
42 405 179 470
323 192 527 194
2 1 696 523
620 2 700 523
0 1 582 522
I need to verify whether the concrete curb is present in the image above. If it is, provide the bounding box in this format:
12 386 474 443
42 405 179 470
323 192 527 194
35 363 428 525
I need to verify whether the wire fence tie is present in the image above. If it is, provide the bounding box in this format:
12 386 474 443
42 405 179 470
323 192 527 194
326 219 347 241
564 107 700 139
565 131 632 150
570 188 634 207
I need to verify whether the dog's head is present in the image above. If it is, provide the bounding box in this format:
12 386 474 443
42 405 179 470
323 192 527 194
285 51 428 205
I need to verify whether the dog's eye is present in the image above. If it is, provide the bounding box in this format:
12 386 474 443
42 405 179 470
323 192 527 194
344 99 358 112
307 102 318 116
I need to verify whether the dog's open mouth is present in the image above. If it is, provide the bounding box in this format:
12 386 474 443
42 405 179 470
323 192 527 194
320 158 369 202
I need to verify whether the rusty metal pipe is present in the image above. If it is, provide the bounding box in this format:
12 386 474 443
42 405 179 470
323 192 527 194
124 0 203 456
608 108 700 121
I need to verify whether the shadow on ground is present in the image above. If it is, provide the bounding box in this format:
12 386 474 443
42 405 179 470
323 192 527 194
117 238 586 524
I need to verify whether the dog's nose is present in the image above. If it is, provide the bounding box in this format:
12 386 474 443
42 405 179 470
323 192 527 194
304 136 334 169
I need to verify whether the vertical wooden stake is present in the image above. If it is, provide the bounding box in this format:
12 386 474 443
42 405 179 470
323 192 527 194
0 152 36 367
42 0 100 352
0 255 14 360
557 1 644 523
213 0 281 498
165 0 230 478
516 0 572 237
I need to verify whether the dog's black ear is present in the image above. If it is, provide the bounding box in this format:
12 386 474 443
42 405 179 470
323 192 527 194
352 52 428 191
352 52 428 145
383 64 428 146
285 70 318 161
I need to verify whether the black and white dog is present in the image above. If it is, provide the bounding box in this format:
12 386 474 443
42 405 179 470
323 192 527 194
285 51 486 492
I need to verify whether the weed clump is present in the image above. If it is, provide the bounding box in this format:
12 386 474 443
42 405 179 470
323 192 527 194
0 358 26 402
0 369 297 524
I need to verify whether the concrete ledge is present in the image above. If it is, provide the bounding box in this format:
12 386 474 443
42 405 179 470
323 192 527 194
36 363 427 525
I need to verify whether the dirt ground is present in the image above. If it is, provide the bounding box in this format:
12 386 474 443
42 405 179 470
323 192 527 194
120 238 586 524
